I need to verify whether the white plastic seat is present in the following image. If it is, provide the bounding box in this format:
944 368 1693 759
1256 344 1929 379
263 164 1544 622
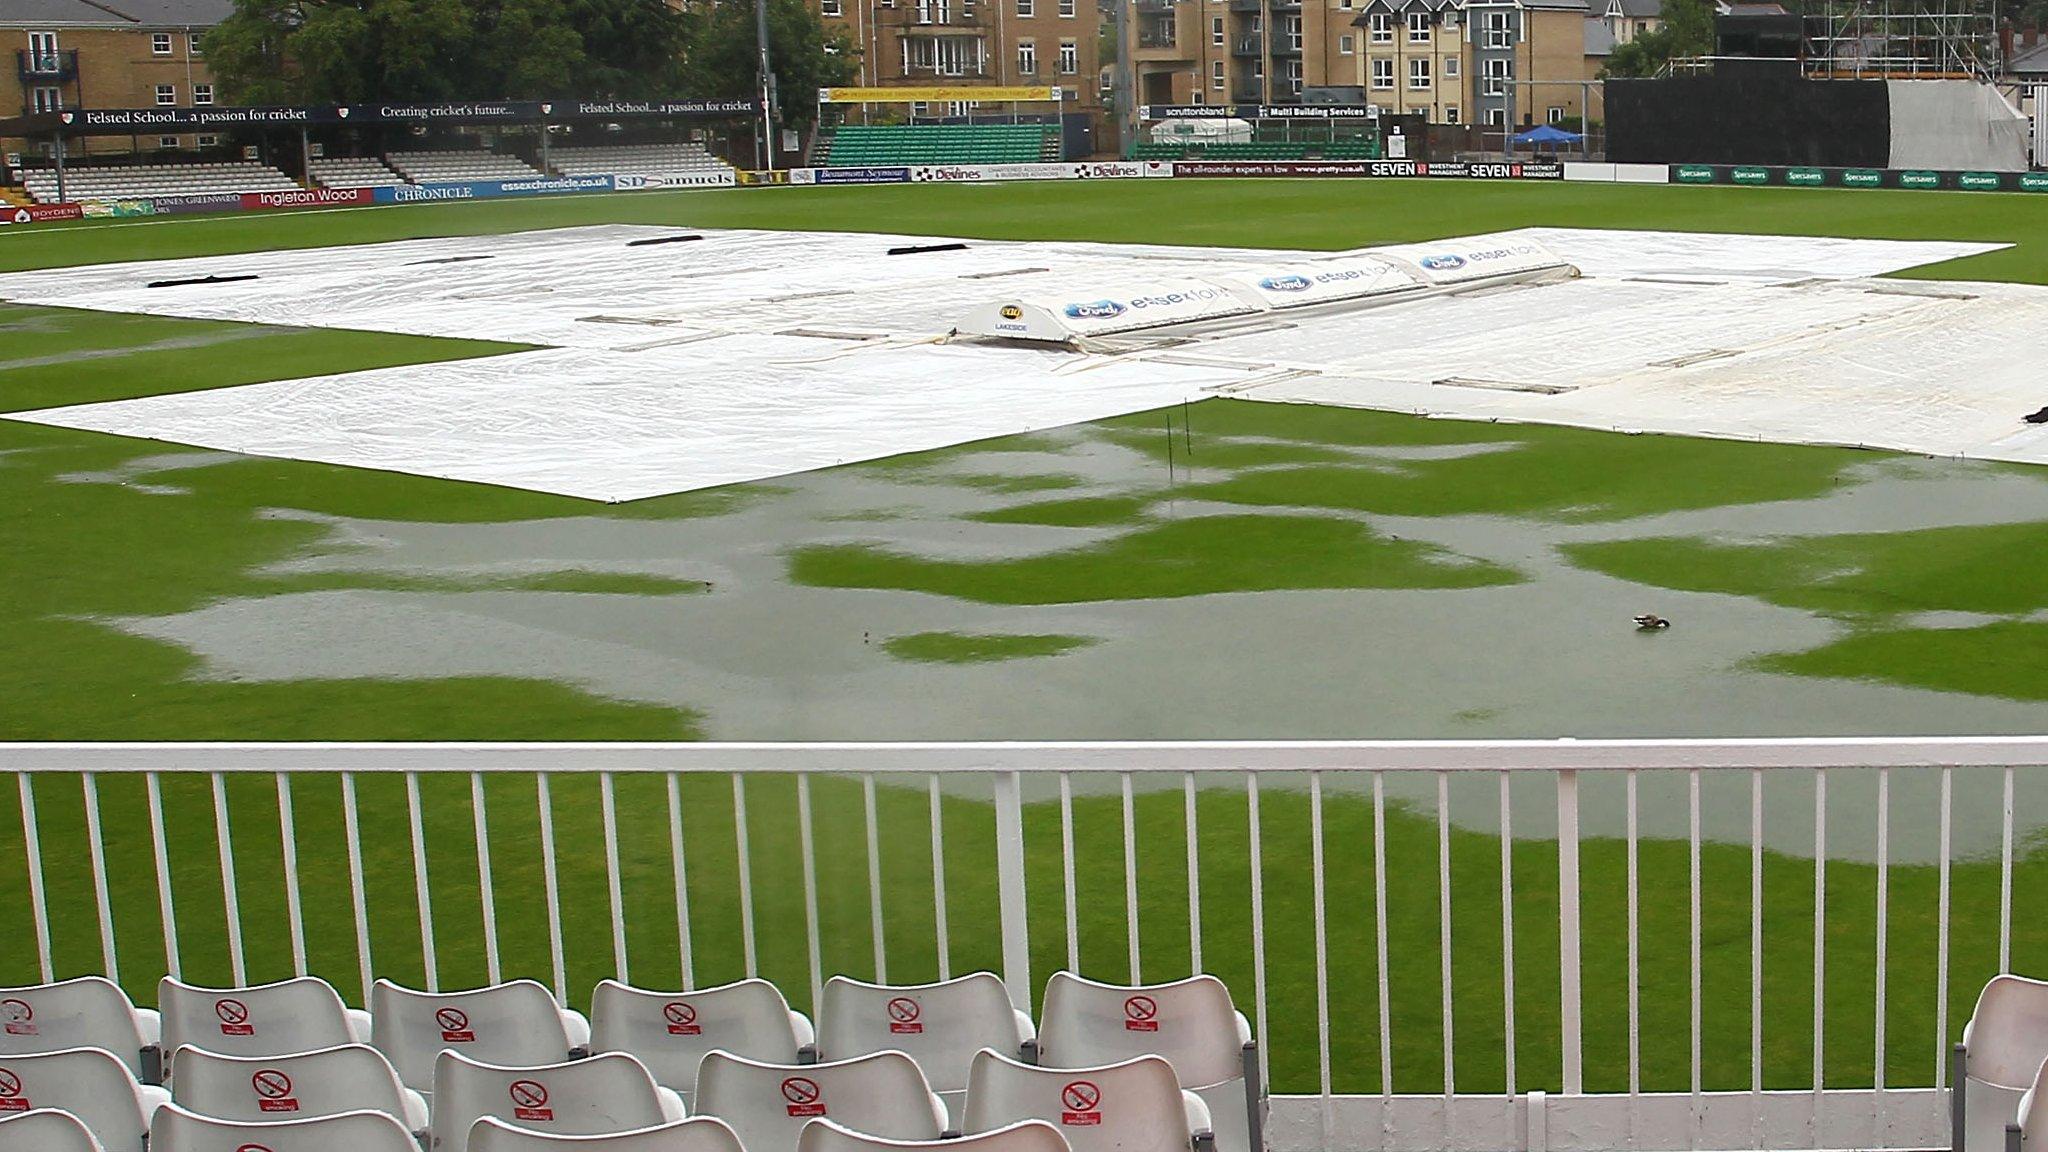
370 979 591 1095
961 1050 1210 1152
149 1102 418 1152
1036 974 1258 1152
160 976 370 1061
0 1047 169 1152
0 978 161 1080
694 1050 944 1152
0 1109 106 1152
817 974 1034 1126
469 1115 745 1152
431 1050 685 1152
1963 976 2048 1152
168 1043 427 1132
800 1117 1069 1152
591 979 813 1104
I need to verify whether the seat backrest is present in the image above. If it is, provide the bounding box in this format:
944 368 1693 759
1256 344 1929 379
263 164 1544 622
160 977 355 1059
170 1044 411 1125
694 1050 943 1152
799 1117 1069 1152
469 1115 746 1152
1037 974 1243 1089
430 1051 672 1152
961 1051 1191 1152
0 979 149 1078
590 979 801 1090
1969 975 2048 1088
148 1102 418 1152
371 980 570 1092
818 974 1025 1093
0 1109 106 1152
0 1048 148 1152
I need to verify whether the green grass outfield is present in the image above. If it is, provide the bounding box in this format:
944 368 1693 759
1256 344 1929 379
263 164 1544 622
5 180 2048 1094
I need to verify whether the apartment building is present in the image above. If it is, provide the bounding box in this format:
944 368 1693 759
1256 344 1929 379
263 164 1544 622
1131 0 1601 129
818 0 1104 119
3 0 232 156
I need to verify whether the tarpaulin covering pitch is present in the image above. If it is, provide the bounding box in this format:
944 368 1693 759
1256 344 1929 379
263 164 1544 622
1887 79 2030 172
0 224 2031 502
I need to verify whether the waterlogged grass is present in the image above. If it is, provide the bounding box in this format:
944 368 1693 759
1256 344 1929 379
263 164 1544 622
0 771 2035 1096
882 631 1099 664
967 495 1152 527
257 570 713 598
1760 622 2048 701
791 514 1521 604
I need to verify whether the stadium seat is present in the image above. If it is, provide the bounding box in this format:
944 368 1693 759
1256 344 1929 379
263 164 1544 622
148 1102 418 1152
430 1050 685 1152
590 978 814 1104
0 1108 105 1152
817 973 1034 1126
469 1115 746 1152
159 975 370 1061
1961 976 2048 1152
0 977 161 1080
1036 973 1260 1152
961 1050 1211 1152
694 1050 945 1152
167 1043 427 1133
799 1117 1070 1152
0 1047 169 1152
370 978 591 1096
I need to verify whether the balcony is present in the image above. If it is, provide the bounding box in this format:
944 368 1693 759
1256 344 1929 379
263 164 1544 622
16 49 78 83
1138 28 1180 48
1134 0 1179 9
1233 35 1265 55
881 5 991 27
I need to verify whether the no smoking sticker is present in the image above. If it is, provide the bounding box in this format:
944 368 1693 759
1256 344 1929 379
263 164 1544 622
510 1079 554 1122
886 997 923 1035
1123 995 1159 1033
782 1076 826 1117
664 1002 701 1036
437 1006 476 1043
1060 1079 1102 1126
216 997 256 1036
0 1000 33 1037
252 1069 299 1113
0 1068 26 1112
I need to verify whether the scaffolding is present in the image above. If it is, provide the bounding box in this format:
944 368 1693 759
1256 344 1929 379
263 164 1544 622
1802 0 1997 79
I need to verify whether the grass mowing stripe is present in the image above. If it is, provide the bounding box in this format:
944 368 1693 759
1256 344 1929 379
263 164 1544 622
0 771 2031 1094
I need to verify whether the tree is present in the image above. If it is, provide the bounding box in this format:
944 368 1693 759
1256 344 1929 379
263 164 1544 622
1600 0 1718 77
204 0 692 104
680 0 858 127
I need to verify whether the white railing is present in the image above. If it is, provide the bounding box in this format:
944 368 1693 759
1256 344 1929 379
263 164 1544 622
5 738 2046 1151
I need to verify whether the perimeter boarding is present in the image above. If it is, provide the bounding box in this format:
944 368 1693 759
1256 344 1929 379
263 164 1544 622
0 970 1265 1152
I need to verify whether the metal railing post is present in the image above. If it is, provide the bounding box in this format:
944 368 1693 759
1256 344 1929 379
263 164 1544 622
993 770 1033 1014
1558 767 1583 1096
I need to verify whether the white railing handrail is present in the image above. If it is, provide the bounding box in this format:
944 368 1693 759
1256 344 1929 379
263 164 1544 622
4 735 2048 773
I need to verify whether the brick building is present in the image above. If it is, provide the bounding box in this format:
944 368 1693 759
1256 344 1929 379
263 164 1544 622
3 0 233 157
815 0 1104 124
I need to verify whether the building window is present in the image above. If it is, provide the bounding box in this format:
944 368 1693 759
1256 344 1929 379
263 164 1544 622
1016 0 1032 15
157 135 177 148
31 86 62 112
28 31 59 71
1409 56 1430 87
1017 38 1036 73
1371 57 1393 88
193 83 214 105
1482 55 1511 94
152 31 172 54
1548 105 1565 123
1285 58 1302 94
1285 14 1301 49
1484 10 1512 47
1444 55 1459 76
1444 104 1459 122
1212 15 1224 44
189 32 204 54
1058 38 1078 73
1441 8 1458 28
1408 10 1430 40
155 84 177 105
1338 33 1354 53
1059 0 1075 15
1212 59 1225 88
1369 11 1392 41
1484 105 1505 125
197 134 218 146
821 0 841 14
1191 90 1205 103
